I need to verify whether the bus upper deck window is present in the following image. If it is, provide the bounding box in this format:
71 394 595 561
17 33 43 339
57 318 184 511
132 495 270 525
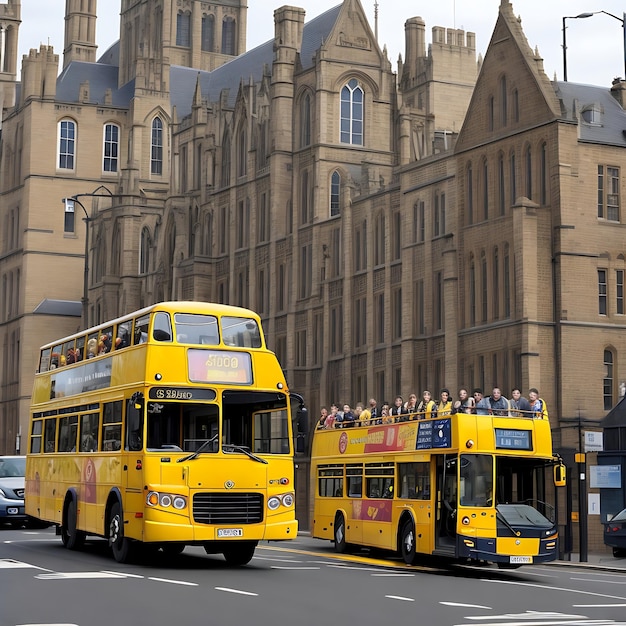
40 348 52 373
174 313 219 345
116 321 132 349
134 315 150 344
221 317 262 348
153 312 172 342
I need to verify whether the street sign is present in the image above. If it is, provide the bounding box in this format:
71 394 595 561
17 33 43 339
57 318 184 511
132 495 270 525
584 430 603 452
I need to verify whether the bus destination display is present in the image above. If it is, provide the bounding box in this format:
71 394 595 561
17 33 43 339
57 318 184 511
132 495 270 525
495 428 532 450
416 418 452 450
187 349 252 384
149 387 217 401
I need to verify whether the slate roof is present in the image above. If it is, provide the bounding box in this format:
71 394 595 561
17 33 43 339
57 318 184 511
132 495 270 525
53 4 342 117
602 395 626 428
554 80 626 148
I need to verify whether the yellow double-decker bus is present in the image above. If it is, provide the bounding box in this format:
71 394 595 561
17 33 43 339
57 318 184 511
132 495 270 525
311 409 565 568
26 301 305 565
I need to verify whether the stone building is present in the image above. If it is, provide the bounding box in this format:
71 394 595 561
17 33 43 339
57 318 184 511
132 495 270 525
1 0 626 550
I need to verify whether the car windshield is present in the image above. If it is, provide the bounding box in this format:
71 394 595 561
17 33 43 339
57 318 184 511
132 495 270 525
611 508 626 523
0 457 25 478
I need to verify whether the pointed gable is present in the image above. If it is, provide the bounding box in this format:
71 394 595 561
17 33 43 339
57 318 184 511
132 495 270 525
456 0 561 152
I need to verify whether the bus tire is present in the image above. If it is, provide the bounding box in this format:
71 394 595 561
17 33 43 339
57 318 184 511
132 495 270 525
334 512 348 553
497 562 522 569
400 520 418 565
222 541 256 566
61 497 85 551
109 502 134 563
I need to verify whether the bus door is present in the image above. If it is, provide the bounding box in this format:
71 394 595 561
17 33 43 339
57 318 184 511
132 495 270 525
435 454 458 553
123 393 144 509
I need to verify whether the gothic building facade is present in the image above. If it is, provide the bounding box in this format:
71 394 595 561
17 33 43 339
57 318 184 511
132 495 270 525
1 0 626 548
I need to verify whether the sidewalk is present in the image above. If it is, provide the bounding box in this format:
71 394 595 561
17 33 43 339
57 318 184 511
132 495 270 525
550 552 626 570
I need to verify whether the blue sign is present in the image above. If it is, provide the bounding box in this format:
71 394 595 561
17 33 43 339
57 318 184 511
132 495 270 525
416 419 451 450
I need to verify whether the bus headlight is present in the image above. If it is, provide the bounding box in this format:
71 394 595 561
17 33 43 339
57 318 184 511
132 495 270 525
268 497 281 510
282 493 294 507
146 491 187 510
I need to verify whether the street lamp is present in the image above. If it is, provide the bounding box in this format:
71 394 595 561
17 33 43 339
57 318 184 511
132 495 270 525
562 13 594 82
61 185 114 329
562 11 626 82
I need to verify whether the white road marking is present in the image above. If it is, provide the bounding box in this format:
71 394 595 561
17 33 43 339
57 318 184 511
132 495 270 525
571 578 626 585
326 564 390 571
0 559 51 571
483 578 626 601
464 611 587 620
371 573 415 577
17 623 79 625
215 587 258 596
100 570 144 578
440 601 491 609
385 595 415 602
147 577 198 586
36 572 128 579
456 621 626 625
572 604 626 609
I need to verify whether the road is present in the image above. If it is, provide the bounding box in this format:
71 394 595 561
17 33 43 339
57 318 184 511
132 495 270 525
1 527 626 626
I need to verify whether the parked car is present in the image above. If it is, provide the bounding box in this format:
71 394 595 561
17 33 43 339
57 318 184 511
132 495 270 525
0 455 26 528
604 506 626 557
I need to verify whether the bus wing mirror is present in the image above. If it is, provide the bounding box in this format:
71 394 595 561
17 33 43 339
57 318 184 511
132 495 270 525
554 462 566 487
296 407 309 435
296 434 307 454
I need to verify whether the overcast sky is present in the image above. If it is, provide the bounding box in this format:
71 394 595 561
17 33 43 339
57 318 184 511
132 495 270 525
17 0 626 88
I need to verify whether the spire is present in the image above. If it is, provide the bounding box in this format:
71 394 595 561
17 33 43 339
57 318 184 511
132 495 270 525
63 0 98 68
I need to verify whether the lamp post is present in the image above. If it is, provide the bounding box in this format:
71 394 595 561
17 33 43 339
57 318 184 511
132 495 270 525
562 13 594 82
563 11 626 82
61 186 114 329
597 10 626 81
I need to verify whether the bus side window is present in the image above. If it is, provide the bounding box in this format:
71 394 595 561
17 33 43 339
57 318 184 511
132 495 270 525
75 335 85 362
134 315 150 345
126 393 144 451
115 322 131 349
44 418 57 452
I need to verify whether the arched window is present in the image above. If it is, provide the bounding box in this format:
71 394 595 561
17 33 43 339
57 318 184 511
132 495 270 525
512 89 519 123
504 243 511 318
330 170 341 216
221 129 231 187
237 125 247 177
151 117 163 175
469 255 476 326
500 76 507 127
140 227 151 274
300 169 310 224
202 15 215 52
301 93 311 148
103 123 119 173
467 163 473 224
525 144 532 199
604 348 616 410
481 251 488 322
111 222 121 275
510 151 516 205
340 78 363 145
493 247 499 320
482 158 489 220
222 17 236 55
540 141 548 205
58 119 76 170
176 11 191 47
488 96 494 132
498 153 505 215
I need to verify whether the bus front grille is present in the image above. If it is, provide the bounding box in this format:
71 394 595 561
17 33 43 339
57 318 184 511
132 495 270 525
192 492 264 524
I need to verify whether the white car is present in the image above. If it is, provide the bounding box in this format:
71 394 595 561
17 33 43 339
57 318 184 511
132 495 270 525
0 456 26 528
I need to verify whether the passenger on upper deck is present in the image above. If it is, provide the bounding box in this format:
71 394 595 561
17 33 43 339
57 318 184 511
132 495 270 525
528 388 548 419
390 396 408 421
454 388 475 414
474 389 489 415
355 402 371 425
437 389 453 416
510 388 532 417
484 387 509 416
417 391 437 419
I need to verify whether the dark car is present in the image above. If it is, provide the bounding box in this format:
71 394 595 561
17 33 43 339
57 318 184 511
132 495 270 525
0 456 26 528
604 507 626 557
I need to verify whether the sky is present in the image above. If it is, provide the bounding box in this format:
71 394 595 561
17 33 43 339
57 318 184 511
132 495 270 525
16 0 626 88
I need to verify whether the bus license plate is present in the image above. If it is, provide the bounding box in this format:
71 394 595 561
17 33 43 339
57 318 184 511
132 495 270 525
510 556 532 564
218 528 243 538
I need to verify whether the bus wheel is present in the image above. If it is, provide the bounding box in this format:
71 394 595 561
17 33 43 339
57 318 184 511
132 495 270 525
334 513 348 553
109 502 134 563
497 562 522 569
222 542 256 566
400 520 417 565
61 498 85 550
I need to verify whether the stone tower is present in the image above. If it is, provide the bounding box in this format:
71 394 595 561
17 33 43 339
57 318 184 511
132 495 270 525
118 0 247 87
0 0 20 115
63 0 98 68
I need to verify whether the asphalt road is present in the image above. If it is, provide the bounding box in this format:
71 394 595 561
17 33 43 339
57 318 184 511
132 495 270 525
1 527 626 626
